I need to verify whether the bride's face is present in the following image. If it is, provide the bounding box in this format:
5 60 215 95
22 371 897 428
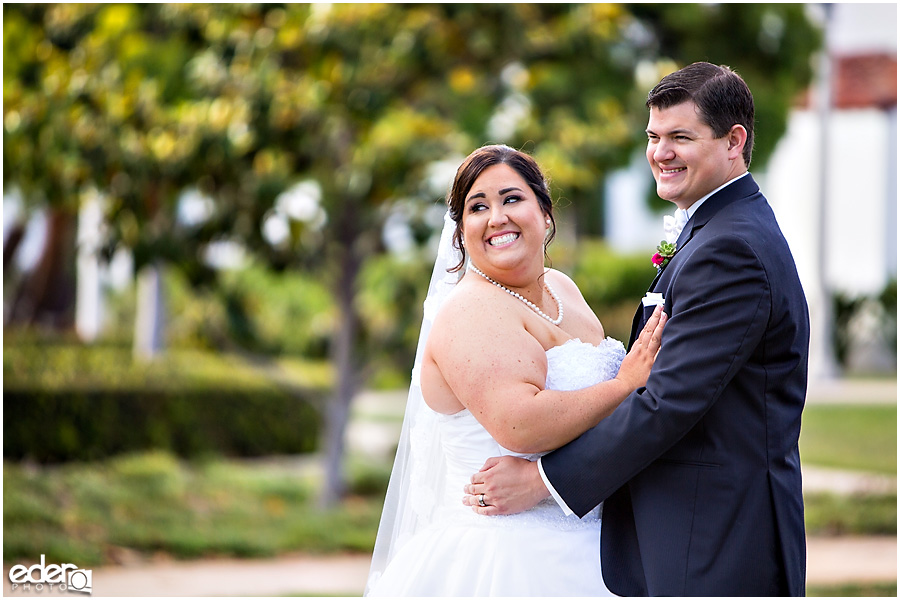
462 163 550 280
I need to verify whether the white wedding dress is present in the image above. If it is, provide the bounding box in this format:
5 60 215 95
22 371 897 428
367 337 625 597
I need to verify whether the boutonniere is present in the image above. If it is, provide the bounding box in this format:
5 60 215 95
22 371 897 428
651 241 677 271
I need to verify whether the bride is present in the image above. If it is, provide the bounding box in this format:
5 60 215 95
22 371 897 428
366 144 665 596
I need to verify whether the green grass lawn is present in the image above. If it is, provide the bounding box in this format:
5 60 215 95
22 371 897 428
800 403 896 537
800 404 897 474
3 452 383 568
804 491 896 536
808 582 897 597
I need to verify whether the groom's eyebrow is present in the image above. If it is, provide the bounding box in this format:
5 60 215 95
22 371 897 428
647 127 695 136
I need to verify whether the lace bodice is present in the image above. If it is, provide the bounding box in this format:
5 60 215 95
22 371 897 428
412 337 626 531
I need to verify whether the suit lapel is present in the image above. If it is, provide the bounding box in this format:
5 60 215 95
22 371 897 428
628 174 761 348
627 303 644 349
630 216 700 346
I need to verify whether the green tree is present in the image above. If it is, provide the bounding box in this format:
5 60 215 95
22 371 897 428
3 5 97 327
3 4 821 505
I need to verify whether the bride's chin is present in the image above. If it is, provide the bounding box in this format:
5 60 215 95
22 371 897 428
476 259 533 281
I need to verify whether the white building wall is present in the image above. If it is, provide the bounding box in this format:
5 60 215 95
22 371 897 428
762 106 898 379
765 108 895 298
829 3 898 53
823 109 894 295
604 151 661 253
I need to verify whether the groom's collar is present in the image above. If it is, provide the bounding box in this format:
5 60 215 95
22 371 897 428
683 171 750 220
673 172 758 250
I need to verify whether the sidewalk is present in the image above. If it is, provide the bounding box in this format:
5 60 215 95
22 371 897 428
83 553 373 597
806 377 897 405
804 465 896 495
806 536 897 586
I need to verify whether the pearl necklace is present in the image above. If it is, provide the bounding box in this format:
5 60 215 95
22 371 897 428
468 263 563 326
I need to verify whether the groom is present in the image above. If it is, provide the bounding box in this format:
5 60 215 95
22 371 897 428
464 62 810 596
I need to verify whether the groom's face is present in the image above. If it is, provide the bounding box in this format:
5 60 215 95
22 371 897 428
645 101 736 210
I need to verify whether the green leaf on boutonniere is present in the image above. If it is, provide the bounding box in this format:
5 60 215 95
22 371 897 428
651 241 677 270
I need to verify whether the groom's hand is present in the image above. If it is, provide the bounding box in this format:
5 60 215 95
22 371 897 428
463 456 550 515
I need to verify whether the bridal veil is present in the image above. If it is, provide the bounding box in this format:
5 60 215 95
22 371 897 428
365 210 462 594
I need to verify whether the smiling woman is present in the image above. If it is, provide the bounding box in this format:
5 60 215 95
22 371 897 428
459 162 551 292
445 145 557 275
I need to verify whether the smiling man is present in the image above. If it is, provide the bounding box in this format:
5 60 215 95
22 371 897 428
465 62 811 597
646 100 748 210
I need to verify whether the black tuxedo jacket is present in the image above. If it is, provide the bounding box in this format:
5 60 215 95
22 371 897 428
542 175 810 596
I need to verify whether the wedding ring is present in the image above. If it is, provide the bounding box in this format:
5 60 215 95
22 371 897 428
478 493 487 507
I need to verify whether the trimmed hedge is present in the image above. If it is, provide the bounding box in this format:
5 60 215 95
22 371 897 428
4 390 322 463
4 336 325 463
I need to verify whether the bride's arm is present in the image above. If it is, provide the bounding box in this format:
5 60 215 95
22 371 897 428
429 287 664 455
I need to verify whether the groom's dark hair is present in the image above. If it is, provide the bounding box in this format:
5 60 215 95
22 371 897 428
647 62 755 167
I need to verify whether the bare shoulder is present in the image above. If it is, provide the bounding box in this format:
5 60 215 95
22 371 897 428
544 268 591 310
430 277 489 332
544 268 607 343
544 268 580 295
425 275 549 412
427 276 512 354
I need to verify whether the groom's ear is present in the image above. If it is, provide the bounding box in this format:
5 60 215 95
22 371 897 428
726 125 748 161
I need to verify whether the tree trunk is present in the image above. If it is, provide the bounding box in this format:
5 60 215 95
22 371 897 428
133 182 166 360
75 194 106 342
133 262 166 360
7 208 77 329
318 240 363 507
3 221 26 323
3 221 25 272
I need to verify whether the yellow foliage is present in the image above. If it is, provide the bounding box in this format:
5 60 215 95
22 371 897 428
588 3 623 38
148 127 178 162
368 109 451 154
449 68 477 94
253 149 290 178
95 4 138 36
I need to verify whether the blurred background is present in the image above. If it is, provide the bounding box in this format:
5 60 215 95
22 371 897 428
3 3 896 597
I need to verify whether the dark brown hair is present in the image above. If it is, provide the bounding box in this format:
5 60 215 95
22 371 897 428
446 144 555 272
646 62 755 167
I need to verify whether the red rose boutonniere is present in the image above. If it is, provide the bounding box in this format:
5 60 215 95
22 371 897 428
652 241 677 271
